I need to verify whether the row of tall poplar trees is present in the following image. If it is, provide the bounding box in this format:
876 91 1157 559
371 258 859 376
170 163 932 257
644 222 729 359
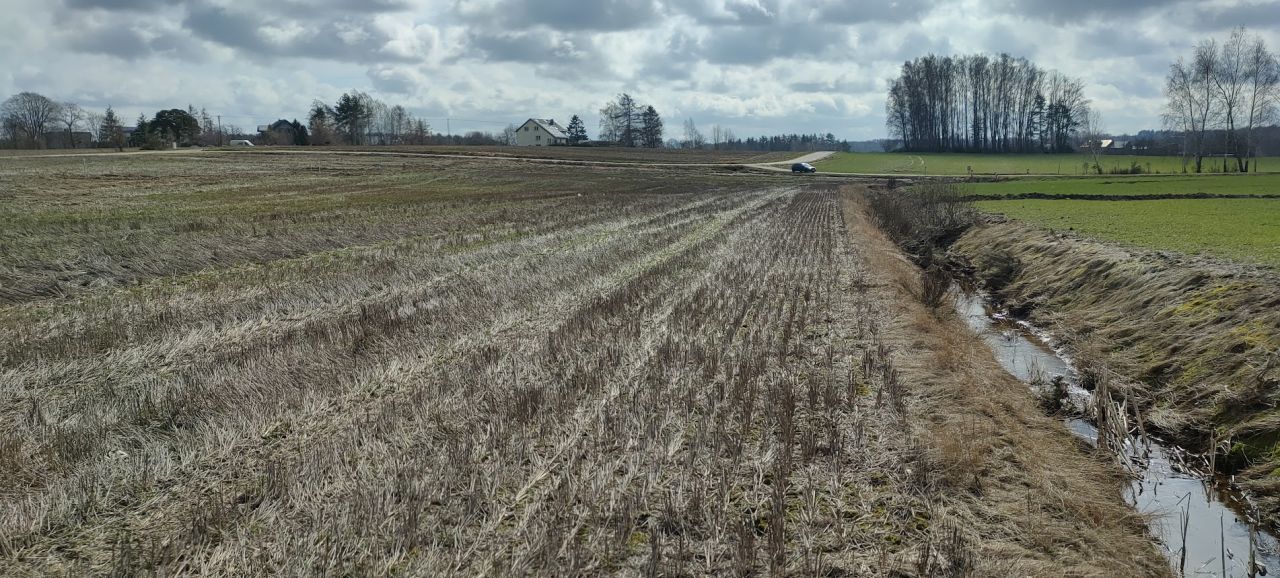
885 53 1090 154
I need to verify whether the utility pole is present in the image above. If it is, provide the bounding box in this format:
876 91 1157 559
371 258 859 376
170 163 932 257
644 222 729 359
446 118 451 138
217 115 223 146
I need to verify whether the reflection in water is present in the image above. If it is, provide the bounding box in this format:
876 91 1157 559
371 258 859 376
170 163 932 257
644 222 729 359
956 291 1276 577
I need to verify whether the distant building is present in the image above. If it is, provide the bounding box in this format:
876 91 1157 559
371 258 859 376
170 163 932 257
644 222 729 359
257 120 299 145
42 131 93 149
1106 140 1130 154
1080 139 1133 154
514 118 568 146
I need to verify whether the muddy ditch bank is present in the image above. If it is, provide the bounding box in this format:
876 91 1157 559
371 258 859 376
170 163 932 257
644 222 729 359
949 218 1280 523
958 289 1279 576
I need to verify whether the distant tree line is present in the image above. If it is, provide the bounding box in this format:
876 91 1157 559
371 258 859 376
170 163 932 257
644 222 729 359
675 118 851 152
0 92 250 150
307 91 432 146
1099 127 1280 162
886 53 1091 153
599 93 663 148
717 133 851 153
1165 27 1279 172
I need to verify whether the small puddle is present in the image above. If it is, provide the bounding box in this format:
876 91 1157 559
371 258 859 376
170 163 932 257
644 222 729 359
957 291 1279 577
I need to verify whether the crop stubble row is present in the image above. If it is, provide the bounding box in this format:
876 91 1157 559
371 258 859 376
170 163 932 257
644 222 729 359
0 158 927 576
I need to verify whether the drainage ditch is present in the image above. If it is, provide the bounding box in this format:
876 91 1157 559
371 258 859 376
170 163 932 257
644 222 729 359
957 290 1276 577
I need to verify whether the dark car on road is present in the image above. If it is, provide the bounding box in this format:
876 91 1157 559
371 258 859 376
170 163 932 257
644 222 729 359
791 162 817 173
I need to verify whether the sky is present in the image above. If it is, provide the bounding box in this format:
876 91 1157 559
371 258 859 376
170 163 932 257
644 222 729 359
2 0 1278 140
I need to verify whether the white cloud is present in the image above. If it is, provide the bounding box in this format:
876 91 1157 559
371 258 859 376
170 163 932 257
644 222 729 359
0 0 1276 139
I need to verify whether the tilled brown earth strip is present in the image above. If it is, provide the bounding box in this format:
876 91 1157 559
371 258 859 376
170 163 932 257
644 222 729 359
1 155 1167 576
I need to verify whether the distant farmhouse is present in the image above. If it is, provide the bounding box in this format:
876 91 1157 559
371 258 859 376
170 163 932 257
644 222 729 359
1081 139 1133 154
515 118 568 147
258 120 303 146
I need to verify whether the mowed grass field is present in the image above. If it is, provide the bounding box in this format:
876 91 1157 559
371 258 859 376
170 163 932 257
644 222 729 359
964 172 1280 266
966 173 1280 198
975 198 1280 266
0 151 1166 575
818 151 1280 175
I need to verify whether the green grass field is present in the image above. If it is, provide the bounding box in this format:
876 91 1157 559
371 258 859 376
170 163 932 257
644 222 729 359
966 174 1280 198
975 198 1280 266
818 152 1280 176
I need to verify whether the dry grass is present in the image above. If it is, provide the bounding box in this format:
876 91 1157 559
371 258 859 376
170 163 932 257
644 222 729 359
0 155 1165 576
843 190 1170 576
953 219 1280 519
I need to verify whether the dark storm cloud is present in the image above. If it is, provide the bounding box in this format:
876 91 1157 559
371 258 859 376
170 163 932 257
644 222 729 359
64 0 412 16
1073 25 1166 59
989 0 1178 23
671 0 781 25
67 25 153 60
790 76 876 94
63 0 170 11
57 0 416 62
66 24 202 61
857 28 952 63
810 0 933 24
1187 1 1280 32
700 23 850 64
636 30 702 80
458 0 662 32
467 31 598 65
181 2 414 63
272 0 411 13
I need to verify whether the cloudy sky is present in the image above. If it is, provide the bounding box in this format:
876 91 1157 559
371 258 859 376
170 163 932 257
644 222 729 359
2 0 1278 139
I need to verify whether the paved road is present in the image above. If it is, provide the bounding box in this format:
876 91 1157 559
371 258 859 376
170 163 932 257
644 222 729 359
745 151 837 173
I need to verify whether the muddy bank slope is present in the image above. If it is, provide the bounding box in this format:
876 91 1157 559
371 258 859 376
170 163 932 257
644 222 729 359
952 219 1280 514
845 192 1168 576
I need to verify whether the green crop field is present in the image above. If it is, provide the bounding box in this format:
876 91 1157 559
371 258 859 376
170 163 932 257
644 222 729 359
818 152 1280 176
975 198 1280 266
966 174 1280 198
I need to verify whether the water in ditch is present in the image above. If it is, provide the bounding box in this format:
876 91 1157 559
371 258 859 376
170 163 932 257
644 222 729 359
956 291 1279 577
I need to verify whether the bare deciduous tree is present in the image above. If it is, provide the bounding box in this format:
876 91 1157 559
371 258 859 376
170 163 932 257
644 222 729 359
86 111 105 145
58 103 84 148
682 118 704 149
1166 29 1277 172
1242 31 1279 172
1079 109 1106 174
1 92 62 149
1165 40 1221 173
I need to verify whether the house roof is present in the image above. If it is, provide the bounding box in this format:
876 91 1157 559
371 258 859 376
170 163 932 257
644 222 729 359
258 120 295 133
525 118 569 140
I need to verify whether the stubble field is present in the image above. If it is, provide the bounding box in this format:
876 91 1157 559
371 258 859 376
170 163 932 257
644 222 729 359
0 152 1166 576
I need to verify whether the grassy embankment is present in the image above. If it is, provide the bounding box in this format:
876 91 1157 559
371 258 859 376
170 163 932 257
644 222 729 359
0 152 1167 575
818 151 1280 175
946 169 1280 520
